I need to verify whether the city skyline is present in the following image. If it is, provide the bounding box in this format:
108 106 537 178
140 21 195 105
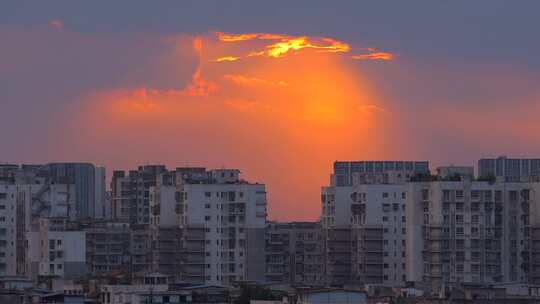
2 1 540 221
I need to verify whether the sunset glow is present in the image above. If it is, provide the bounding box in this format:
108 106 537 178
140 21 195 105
69 32 391 219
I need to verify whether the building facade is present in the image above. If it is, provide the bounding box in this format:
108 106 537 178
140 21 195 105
111 165 167 225
321 167 414 288
265 221 323 286
150 168 267 286
406 180 540 293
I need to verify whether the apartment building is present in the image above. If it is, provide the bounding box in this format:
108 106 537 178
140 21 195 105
0 169 77 278
265 221 323 286
27 218 86 281
350 181 408 287
42 163 106 220
84 222 132 275
406 180 540 293
0 184 30 276
111 165 167 224
150 167 267 286
478 156 540 182
148 225 206 284
321 165 417 288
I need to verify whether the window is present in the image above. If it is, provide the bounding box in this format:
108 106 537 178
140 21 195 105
205 192 211 197
509 191 518 202
205 204 211 209
456 264 464 273
455 215 464 223
382 192 389 198
382 216 389 222
421 189 429 200
205 216 211 221
456 227 464 235
443 190 451 201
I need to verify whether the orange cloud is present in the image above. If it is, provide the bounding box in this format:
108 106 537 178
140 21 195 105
224 74 288 87
214 32 351 61
352 52 395 61
213 32 396 64
215 56 241 62
49 19 64 29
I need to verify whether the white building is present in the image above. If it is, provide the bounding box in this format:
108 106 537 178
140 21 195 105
0 167 80 280
406 180 540 293
28 218 87 280
150 168 267 286
321 171 409 287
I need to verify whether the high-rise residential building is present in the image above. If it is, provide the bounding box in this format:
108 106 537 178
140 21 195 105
149 167 267 286
332 160 430 187
265 221 323 286
321 170 410 287
111 165 167 224
478 156 540 182
0 183 31 277
27 218 87 281
406 179 540 293
84 221 132 275
0 165 79 281
44 163 105 219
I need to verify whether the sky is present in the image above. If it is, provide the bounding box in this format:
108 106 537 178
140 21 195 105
1 1 540 220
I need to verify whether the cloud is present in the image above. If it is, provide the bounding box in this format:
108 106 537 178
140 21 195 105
49 19 64 29
352 52 395 61
223 74 288 87
213 32 363 62
214 56 241 62
213 32 396 64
